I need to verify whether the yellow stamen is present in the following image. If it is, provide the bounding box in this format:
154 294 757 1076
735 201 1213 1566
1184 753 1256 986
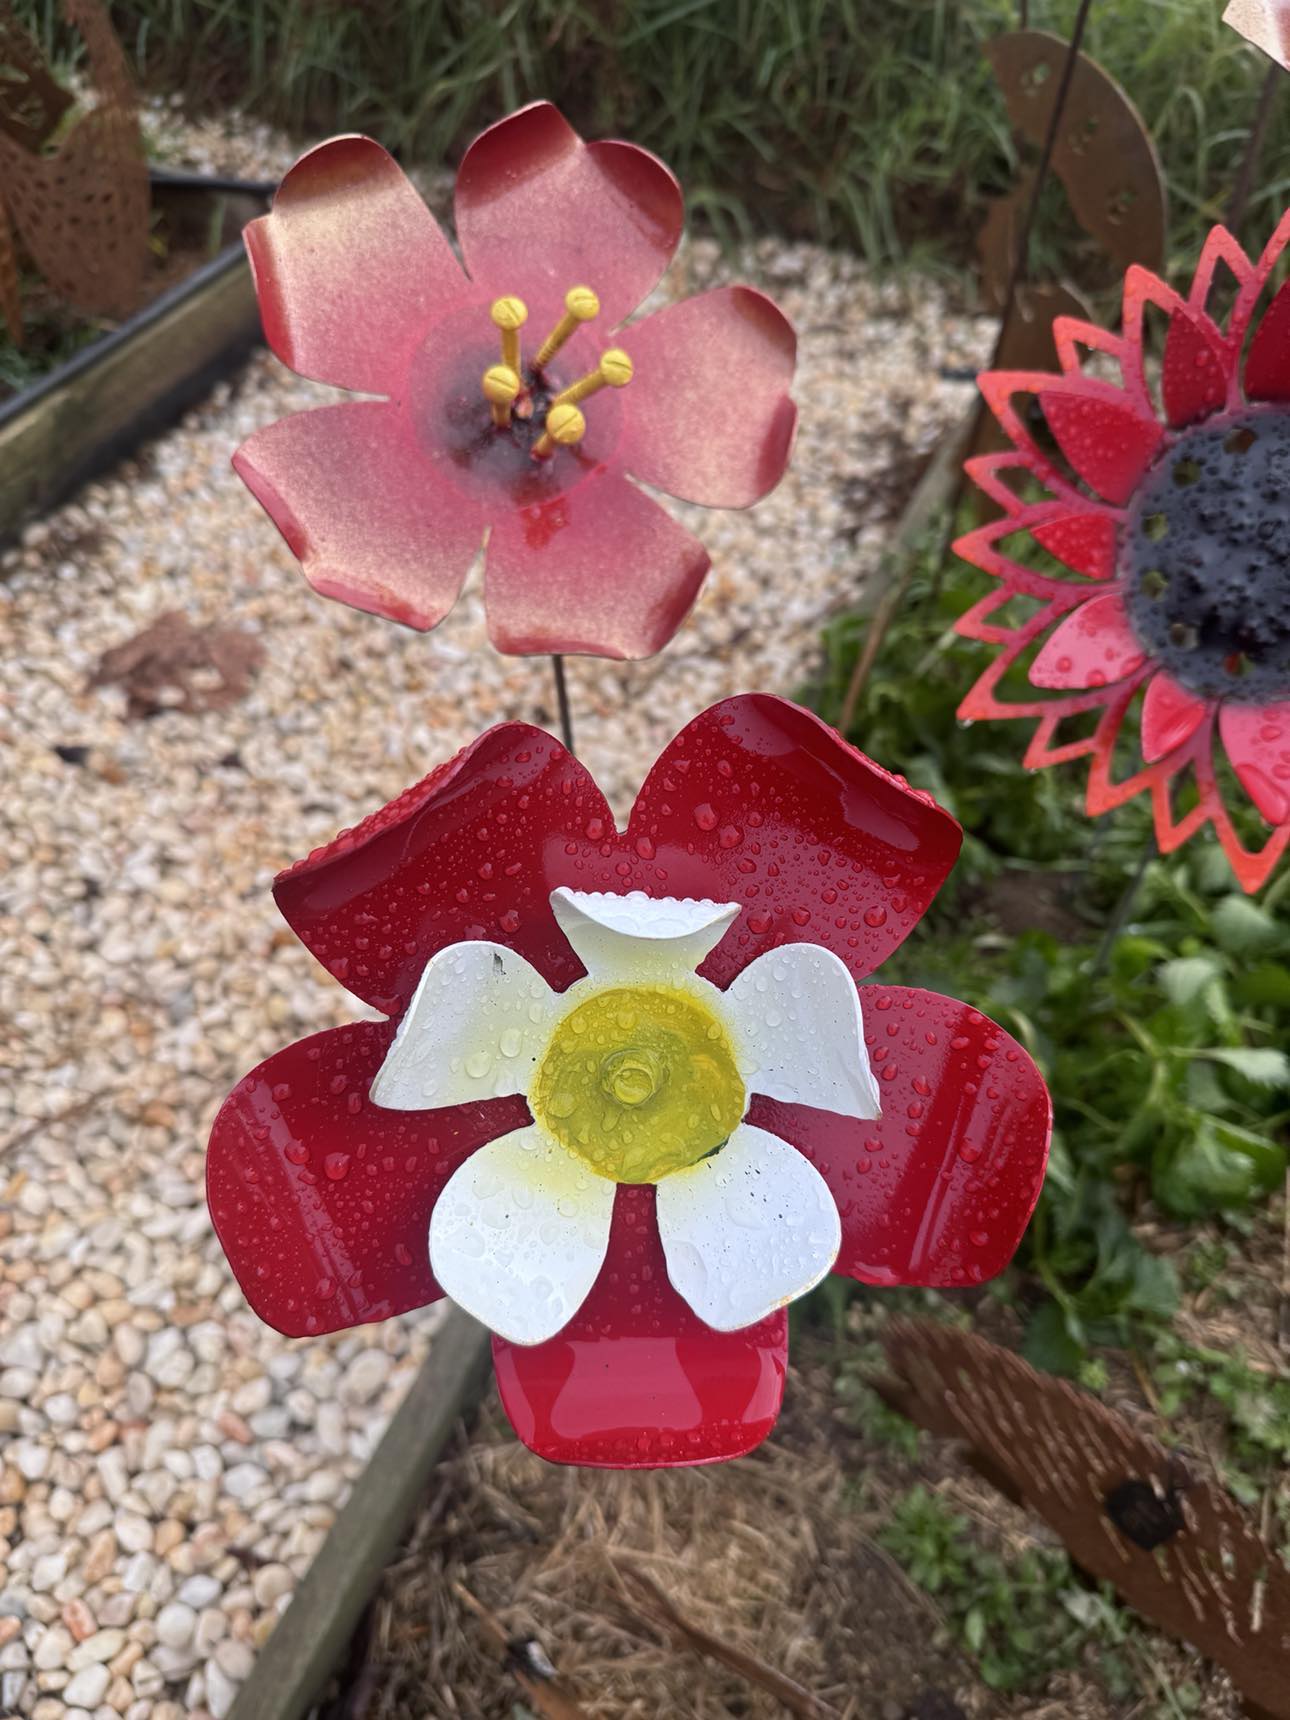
532 401 585 461
490 296 527 372
482 363 521 429
535 285 600 369
552 347 633 409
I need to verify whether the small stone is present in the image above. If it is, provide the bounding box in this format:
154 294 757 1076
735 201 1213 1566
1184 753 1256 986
67 1628 126 1669
34 1626 73 1671
82 1528 118 1584
64 1663 111 1706
178 1574 222 1609
338 1349 391 1405
251 1563 292 1608
62 1597 96 1642
155 1602 196 1650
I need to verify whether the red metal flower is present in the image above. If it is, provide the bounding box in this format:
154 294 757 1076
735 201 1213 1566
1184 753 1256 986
233 104 797 659
207 695 1050 1469
956 212 1290 892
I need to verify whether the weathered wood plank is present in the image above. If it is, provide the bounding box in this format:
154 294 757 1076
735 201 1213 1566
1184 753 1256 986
228 1309 493 1720
0 245 260 542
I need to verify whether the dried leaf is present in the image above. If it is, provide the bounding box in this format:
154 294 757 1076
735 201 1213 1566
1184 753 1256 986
89 611 264 720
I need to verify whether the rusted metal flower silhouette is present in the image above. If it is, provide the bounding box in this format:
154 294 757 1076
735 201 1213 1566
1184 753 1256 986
878 1319 1290 1720
956 211 1290 892
0 0 147 343
233 105 797 659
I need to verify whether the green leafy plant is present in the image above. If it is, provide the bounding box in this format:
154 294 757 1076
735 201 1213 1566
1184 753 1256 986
877 1484 1132 1691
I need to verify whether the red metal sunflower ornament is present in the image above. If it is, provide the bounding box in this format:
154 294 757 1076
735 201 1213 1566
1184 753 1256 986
233 103 797 660
956 211 1290 892
208 695 1051 1469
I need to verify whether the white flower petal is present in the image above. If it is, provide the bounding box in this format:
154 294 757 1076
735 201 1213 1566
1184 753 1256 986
655 1122 840 1331
551 887 740 980
723 945 880 1119
429 1125 615 1344
370 940 557 1110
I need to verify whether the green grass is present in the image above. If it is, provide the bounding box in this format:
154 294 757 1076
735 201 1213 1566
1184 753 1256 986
15 0 1290 273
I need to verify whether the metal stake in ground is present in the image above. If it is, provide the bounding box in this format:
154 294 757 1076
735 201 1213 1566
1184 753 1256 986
551 654 575 755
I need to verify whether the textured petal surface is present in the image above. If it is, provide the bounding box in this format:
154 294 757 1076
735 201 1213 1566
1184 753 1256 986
370 942 556 1109
1160 309 1232 428
454 101 682 334
233 403 484 631
430 1126 615 1344
246 135 467 394
655 1123 840 1330
550 888 739 981
749 986 1050 1287
1140 673 1210 763
1220 700 1290 823
629 697 963 985
206 1023 526 1336
1030 592 1147 689
492 1185 787 1468
483 468 710 659
619 287 798 507
274 696 961 1022
724 945 880 1118
1031 511 1118 581
1245 280 1290 402
1038 385 1164 504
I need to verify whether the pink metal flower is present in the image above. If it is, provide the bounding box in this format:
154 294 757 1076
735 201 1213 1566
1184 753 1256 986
207 695 1051 1469
233 104 797 659
956 211 1290 892
1224 0 1290 70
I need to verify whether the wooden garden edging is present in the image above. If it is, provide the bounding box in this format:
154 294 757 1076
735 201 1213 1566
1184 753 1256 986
0 236 262 543
228 1308 493 1720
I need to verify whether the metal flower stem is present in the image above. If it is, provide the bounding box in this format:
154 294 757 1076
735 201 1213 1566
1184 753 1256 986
1226 59 1283 236
551 653 575 755
1089 829 1155 978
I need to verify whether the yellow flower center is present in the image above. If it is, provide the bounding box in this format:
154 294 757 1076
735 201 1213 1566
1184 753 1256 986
482 286 633 456
531 984 746 1184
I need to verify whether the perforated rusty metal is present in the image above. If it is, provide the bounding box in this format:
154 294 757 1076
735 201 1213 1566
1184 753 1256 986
877 1319 1290 1720
984 29 1166 286
0 4 73 149
0 0 147 335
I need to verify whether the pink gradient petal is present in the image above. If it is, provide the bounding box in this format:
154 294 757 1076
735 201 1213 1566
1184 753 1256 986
1030 592 1148 690
617 287 797 507
1161 309 1232 427
1038 385 1165 505
483 468 709 659
1140 673 1211 762
454 102 682 334
1245 279 1290 402
1031 510 1118 580
492 1186 787 1468
233 403 485 631
245 136 468 394
1220 700 1290 824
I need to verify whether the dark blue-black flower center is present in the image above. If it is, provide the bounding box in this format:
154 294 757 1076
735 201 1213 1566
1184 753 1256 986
1123 404 1290 702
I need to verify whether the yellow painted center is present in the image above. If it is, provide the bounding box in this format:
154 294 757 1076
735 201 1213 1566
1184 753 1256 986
532 984 745 1184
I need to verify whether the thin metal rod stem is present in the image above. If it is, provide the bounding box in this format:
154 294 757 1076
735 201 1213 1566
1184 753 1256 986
1225 60 1283 235
551 654 575 755
1089 829 1154 979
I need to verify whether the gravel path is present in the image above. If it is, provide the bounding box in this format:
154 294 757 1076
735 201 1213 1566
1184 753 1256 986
1 217 990 1719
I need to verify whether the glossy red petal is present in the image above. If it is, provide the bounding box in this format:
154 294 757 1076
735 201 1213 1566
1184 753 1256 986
483 469 709 659
274 725 615 1015
206 1023 526 1337
491 1185 787 1468
618 287 797 507
245 136 467 394
1161 308 1232 427
1140 673 1211 763
454 102 682 334
1030 510 1119 580
1219 699 1290 824
1030 592 1148 690
1038 383 1165 505
1245 279 1290 402
748 987 1049 1288
233 403 485 631
630 695 962 986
